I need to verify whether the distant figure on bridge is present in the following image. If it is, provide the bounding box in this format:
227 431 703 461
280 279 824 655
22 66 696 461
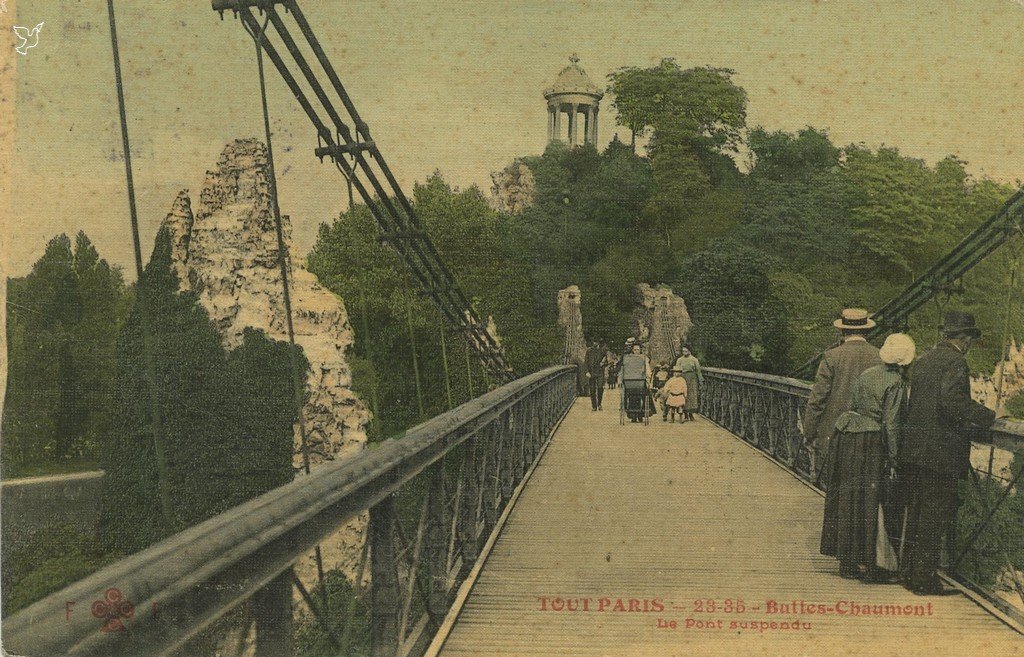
585 341 608 411
673 346 704 422
620 343 652 422
899 311 1004 596
820 333 915 583
802 308 883 484
605 350 620 389
658 367 689 422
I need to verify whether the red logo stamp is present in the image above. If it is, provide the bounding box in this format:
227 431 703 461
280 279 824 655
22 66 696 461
91 588 134 632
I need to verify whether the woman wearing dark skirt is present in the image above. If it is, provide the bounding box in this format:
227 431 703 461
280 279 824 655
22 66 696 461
820 333 915 583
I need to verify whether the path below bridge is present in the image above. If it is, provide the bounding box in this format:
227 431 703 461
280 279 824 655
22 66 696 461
430 390 1023 656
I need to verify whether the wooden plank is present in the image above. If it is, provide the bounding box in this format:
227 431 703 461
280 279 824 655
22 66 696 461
435 391 1024 656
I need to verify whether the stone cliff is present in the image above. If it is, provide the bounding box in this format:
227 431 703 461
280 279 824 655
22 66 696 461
490 159 536 215
159 139 369 595
162 139 370 467
633 284 692 367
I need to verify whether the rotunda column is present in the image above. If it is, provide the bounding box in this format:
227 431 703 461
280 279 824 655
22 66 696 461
553 104 562 141
590 105 599 144
568 103 579 145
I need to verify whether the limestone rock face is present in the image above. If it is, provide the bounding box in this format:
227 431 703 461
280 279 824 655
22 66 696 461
162 139 370 467
633 284 692 367
490 160 535 215
159 139 369 596
557 285 588 393
972 340 1024 410
557 285 586 364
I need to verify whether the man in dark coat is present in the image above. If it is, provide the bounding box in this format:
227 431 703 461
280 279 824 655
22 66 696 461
802 308 883 483
899 311 1002 595
584 341 608 411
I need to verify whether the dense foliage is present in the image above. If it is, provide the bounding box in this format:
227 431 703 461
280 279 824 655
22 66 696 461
2 233 127 476
100 228 304 553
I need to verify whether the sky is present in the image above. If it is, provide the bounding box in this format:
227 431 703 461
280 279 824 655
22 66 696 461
4 0 1024 279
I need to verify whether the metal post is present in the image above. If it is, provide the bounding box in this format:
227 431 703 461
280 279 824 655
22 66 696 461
369 497 401 657
253 569 293 657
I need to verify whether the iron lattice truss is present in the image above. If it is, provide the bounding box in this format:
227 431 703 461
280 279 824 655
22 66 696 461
793 189 1024 379
213 0 514 382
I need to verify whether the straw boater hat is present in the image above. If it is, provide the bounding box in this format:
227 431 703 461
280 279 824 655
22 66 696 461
833 308 876 330
879 333 916 366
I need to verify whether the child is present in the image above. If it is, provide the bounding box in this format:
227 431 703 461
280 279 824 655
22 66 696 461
659 368 688 422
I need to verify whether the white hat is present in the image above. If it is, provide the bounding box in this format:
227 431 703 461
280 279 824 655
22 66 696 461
880 333 916 366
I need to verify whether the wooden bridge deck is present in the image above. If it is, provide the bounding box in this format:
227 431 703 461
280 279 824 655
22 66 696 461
431 390 1023 656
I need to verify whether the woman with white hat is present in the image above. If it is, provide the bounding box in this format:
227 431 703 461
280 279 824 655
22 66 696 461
819 333 916 583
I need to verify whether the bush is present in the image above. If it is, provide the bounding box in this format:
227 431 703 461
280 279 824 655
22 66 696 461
294 570 370 657
2 526 118 616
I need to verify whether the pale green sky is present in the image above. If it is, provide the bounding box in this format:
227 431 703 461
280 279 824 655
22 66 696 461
6 0 1024 278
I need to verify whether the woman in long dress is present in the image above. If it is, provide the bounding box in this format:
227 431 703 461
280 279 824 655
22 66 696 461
820 333 915 582
673 346 703 422
620 343 652 422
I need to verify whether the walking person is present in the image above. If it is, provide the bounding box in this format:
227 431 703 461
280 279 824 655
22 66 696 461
620 342 652 422
584 340 608 411
820 333 915 582
802 308 883 484
605 351 620 389
899 311 1005 596
673 346 703 422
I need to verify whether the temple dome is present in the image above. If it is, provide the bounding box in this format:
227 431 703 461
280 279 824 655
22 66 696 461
544 54 603 100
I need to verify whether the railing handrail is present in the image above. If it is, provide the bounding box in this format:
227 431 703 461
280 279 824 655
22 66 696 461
3 365 575 657
703 367 1024 453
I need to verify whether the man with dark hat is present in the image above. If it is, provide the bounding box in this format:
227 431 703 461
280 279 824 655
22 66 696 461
584 340 608 411
802 308 883 482
899 311 1005 595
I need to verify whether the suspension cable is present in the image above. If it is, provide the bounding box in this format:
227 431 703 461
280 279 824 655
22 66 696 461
243 13 326 592
107 0 174 526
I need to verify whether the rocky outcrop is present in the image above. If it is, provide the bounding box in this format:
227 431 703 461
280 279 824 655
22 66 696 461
490 159 535 215
162 139 370 467
557 285 586 364
972 340 1024 411
159 139 369 604
557 285 588 393
633 284 692 367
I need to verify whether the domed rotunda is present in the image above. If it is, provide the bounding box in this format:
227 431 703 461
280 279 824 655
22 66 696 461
544 54 603 146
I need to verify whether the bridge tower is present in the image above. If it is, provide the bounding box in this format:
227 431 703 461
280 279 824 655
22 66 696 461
545 54 604 146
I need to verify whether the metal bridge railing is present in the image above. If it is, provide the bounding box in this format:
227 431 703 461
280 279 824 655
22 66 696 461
3 365 577 657
701 366 1024 630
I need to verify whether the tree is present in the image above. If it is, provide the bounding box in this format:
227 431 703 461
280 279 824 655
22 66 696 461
607 59 747 155
100 228 303 553
2 233 125 475
675 242 793 372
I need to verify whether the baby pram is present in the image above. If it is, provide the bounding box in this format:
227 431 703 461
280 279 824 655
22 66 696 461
619 353 650 425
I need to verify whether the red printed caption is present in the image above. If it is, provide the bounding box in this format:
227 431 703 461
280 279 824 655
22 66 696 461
536 597 936 633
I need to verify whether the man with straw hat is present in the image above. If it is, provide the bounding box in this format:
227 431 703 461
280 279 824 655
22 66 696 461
802 308 883 483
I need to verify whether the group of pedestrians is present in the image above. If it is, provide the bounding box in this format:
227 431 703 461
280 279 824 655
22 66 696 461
593 337 702 423
805 308 1006 596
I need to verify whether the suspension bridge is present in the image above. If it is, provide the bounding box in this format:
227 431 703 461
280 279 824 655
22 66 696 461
4 1 1023 656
